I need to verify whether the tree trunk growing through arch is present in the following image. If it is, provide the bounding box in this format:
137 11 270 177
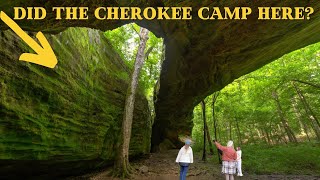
114 27 150 178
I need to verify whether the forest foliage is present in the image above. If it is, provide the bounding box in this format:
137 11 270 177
192 42 320 174
192 42 320 147
105 24 163 100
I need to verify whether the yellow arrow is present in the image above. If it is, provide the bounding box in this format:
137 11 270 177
0 11 57 68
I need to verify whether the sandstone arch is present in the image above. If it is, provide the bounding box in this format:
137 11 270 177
1 0 320 152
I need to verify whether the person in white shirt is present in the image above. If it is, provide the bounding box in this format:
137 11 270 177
176 139 193 180
236 147 243 176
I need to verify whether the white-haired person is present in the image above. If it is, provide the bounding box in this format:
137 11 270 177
213 140 237 180
175 139 193 180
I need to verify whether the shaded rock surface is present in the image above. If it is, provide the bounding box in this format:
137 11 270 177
0 28 151 178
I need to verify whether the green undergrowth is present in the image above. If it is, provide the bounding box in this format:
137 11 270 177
196 142 320 175
241 142 320 175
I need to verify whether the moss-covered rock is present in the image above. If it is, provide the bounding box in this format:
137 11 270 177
0 28 151 178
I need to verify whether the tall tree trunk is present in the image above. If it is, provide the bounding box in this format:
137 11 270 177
292 82 320 140
291 97 311 142
260 128 268 144
277 124 288 144
202 101 214 155
235 82 243 145
205 124 214 155
272 91 298 143
249 124 256 144
256 129 262 139
217 125 222 143
201 100 207 162
212 92 220 140
229 121 232 140
235 118 242 145
212 92 221 163
264 129 272 145
114 28 149 177
270 131 278 144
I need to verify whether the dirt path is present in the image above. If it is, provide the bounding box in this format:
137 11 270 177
72 150 320 180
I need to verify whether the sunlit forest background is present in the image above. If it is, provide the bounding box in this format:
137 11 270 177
191 42 320 174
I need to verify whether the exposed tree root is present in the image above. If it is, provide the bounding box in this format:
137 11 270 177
112 161 136 179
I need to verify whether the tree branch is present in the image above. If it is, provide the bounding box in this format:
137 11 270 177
131 24 141 38
291 79 320 89
212 91 220 103
144 46 155 61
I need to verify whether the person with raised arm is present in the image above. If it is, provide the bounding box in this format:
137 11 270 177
213 140 237 180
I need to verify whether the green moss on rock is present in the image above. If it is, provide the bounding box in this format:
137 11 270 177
0 28 151 178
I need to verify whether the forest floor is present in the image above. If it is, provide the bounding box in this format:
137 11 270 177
71 150 320 180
